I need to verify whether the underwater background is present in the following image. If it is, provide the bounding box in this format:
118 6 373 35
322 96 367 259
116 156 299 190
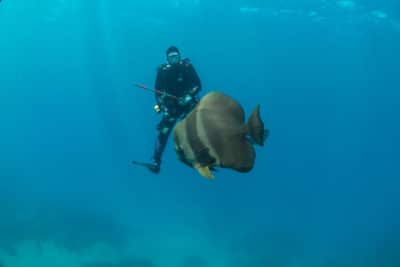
0 0 399 266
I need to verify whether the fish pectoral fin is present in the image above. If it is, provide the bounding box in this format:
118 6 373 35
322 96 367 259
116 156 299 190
195 165 215 180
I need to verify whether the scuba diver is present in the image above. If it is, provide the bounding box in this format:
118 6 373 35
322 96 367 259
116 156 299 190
144 46 202 173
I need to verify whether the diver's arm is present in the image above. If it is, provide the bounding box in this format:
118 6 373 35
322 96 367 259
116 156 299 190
176 64 202 106
154 69 165 106
188 64 202 96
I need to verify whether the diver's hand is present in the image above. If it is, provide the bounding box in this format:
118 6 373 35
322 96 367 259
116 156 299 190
156 91 169 103
189 86 200 95
161 91 169 100
178 94 192 106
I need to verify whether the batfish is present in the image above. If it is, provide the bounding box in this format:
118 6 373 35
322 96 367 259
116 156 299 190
173 91 268 179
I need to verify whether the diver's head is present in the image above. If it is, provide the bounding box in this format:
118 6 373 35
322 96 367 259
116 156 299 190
166 46 181 65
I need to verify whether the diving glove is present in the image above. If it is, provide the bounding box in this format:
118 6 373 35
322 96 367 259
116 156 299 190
178 94 193 106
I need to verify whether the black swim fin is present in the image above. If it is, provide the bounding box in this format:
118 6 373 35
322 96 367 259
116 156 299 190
131 160 160 173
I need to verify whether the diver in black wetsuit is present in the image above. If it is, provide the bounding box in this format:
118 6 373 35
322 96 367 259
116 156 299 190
147 46 202 173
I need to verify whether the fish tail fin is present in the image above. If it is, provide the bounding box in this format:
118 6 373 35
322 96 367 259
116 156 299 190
246 104 269 146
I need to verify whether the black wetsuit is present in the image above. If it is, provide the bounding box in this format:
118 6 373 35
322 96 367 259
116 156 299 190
152 58 202 168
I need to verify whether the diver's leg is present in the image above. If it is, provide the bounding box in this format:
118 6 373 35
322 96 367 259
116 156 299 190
148 117 175 173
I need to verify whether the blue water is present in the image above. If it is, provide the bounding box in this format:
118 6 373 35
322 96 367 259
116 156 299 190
1 0 399 266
